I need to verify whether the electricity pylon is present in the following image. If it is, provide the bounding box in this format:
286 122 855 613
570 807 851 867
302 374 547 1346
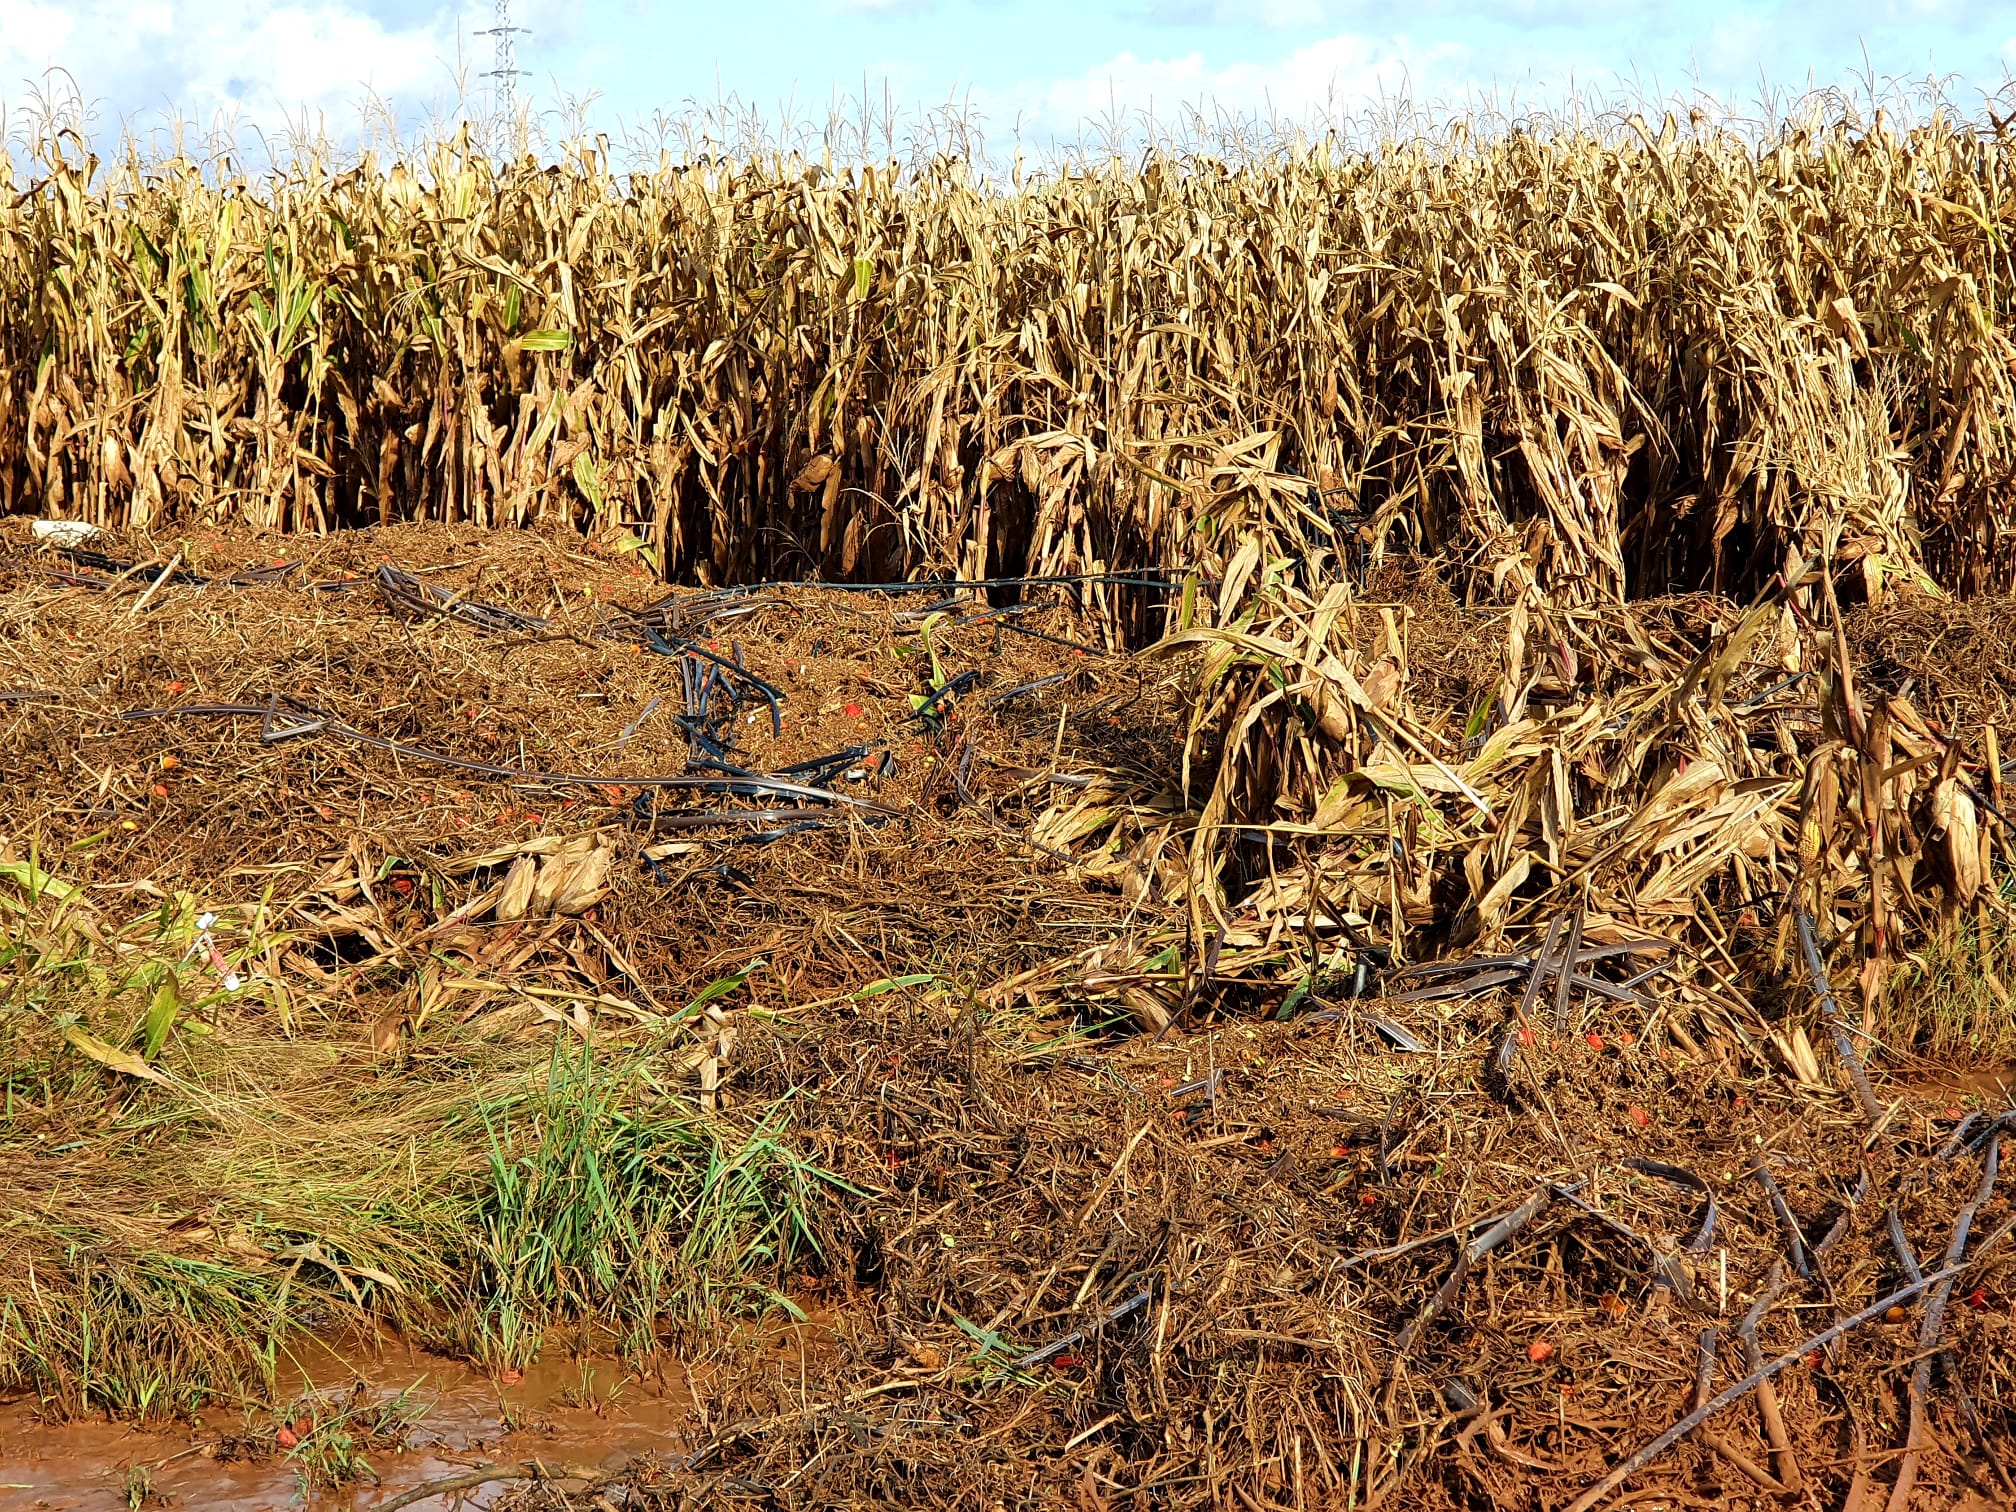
480 0 529 114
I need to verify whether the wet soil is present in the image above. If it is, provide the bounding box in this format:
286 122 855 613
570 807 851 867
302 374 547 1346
0 1336 691 1511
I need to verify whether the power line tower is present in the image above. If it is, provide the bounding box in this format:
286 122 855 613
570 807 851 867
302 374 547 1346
479 0 530 115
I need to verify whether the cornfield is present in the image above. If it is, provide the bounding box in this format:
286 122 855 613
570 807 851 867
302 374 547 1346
5 100 2016 606
12 85 2016 1512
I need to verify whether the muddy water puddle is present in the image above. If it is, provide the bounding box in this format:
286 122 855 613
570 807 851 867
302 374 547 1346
0 1338 696 1511
1896 1064 2016 1107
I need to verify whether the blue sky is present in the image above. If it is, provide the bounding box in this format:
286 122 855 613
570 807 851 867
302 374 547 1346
4 0 2013 156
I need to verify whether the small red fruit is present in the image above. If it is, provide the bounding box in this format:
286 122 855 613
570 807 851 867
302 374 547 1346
843 702 863 719
1527 1340 1555 1364
393 877 414 894
167 680 186 693
1359 1191 1379 1206
1585 1032 1606 1051
276 1425 299 1449
151 783 169 798
1967 1288 1989 1310
1628 1105 1650 1128
500 1367 524 1386
1516 1027 1534 1046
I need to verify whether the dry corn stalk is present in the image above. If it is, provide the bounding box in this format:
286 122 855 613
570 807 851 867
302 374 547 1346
6 103 2016 619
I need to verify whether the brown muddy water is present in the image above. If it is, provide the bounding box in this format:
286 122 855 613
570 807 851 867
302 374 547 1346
1901 1064 2016 1107
0 1334 700 1511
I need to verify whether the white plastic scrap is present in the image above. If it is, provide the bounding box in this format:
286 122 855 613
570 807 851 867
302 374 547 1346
31 519 101 547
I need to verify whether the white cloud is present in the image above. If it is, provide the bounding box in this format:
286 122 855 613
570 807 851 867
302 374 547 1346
0 0 473 138
1027 31 1468 134
0 0 78 64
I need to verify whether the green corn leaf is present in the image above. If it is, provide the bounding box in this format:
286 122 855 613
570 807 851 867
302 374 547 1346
139 974 181 1061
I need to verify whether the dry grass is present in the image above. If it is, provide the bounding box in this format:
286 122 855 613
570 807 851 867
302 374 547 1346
567 996 2016 1512
6 102 2016 608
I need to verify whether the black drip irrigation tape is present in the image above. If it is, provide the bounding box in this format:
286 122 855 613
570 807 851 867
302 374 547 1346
636 803 848 831
117 698 898 816
634 625 785 738
771 743 886 780
39 546 301 588
26 540 1201 604
726 571 1200 595
993 618 1112 657
905 670 983 729
376 563 547 633
985 671 1080 708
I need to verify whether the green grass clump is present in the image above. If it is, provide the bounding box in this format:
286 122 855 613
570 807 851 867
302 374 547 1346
475 1055 829 1365
0 859 835 1418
